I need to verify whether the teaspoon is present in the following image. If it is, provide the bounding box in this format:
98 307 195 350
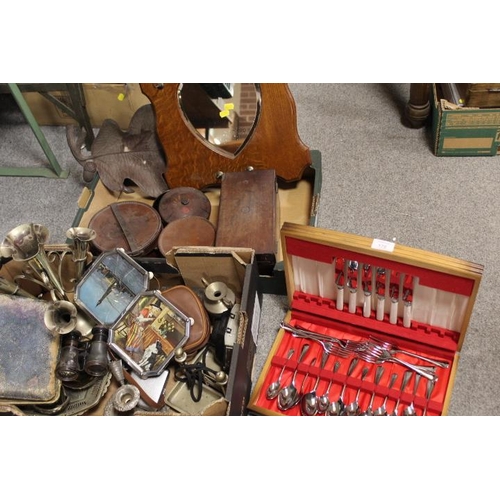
373 372 398 416
277 343 310 412
344 366 369 416
300 351 329 416
318 361 341 414
422 378 436 416
326 357 359 416
361 365 384 416
266 348 295 400
391 370 412 416
404 373 421 416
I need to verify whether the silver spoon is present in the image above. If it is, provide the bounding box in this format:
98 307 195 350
373 373 398 416
300 351 329 416
277 343 310 412
344 366 369 415
361 365 384 416
318 361 341 414
266 348 295 400
326 357 359 416
422 378 436 416
296 357 316 412
404 372 421 416
392 370 413 416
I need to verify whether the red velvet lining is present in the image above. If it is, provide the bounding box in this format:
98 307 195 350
291 291 459 353
285 236 475 296
254 318 450 416
252 236 464 416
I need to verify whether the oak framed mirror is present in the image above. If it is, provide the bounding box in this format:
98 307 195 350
140 83 312 190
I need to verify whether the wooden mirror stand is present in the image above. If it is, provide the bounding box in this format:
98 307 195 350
140 83 312 190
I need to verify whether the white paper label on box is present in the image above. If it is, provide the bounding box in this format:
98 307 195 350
251 291 261 345
371 238 395 252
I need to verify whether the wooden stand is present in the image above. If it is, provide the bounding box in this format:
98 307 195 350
140 83 312 189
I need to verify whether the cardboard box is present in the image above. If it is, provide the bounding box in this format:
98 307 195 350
432 83 500 156
23 83 151 129
73 150 322 294
160 247 260 415
248 222 483 416
96 245 260 416
465 83 500 108
0 243 260 416
110 246 260 416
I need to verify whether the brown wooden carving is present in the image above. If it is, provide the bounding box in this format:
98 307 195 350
140 83 312 190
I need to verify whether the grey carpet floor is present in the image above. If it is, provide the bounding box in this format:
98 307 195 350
1 84 498 415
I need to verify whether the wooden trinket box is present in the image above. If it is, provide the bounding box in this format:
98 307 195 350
248 222 483 416
215 168 279 275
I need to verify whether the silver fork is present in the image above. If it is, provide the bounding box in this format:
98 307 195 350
369 336 450 368
356 348 438 381
281 322 365 356
281 322 350 347
290 333 350 358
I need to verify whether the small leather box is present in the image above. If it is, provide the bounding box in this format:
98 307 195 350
161 285 210 354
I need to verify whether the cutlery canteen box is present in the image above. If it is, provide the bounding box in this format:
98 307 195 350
248 222 483 416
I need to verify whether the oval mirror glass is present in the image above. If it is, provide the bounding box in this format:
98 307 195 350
178 83 260 157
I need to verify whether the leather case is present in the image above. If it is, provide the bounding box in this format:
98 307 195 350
161 285 210 353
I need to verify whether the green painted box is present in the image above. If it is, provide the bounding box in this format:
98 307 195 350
432 83 500 156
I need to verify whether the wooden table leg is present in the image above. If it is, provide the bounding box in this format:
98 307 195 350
403 83 431 128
